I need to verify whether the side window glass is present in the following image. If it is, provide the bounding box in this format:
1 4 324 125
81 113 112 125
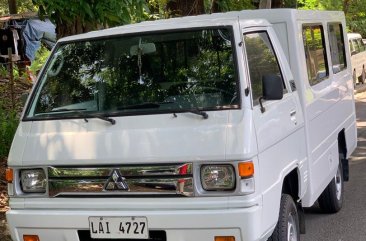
349 40 355 55
302 25 329 86
244 32 286 105
352 39 360 53
328 23 347 74
357 39 365 51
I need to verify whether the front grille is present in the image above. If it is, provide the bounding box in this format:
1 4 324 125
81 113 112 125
77 230 166 241
48 163 193 197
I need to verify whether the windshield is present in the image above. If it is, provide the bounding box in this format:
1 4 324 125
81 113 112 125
26 27 239 119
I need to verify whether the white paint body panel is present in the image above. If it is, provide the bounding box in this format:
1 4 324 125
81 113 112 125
7 9 357 241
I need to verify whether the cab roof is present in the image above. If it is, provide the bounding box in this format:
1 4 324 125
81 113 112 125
59 9 345 43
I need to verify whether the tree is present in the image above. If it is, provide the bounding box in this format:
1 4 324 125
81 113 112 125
0 0 36 15
167 0 205 16
32 0 147 38
8 0 17 14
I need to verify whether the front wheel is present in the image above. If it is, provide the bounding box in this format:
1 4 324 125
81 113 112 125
318 160 344 213
269 194 300 241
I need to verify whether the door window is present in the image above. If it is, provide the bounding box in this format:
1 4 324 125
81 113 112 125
243 31 285 105
328 23 347 74
302 24 329 85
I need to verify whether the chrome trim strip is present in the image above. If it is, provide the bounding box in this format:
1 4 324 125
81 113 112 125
49 163 192 177
48 163 193 197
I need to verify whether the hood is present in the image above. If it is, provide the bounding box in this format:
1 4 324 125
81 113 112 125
9 110 250 166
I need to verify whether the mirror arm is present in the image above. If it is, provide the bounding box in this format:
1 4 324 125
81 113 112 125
259 97 265 113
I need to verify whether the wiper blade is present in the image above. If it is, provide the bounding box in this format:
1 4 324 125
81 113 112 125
38 108 116 125
49 108 87 113
117 101 175 110
172 108 208 119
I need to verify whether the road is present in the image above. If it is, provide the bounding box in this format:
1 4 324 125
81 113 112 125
301 91 366 241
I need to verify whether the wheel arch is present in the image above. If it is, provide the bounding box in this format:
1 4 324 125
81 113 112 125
281 168 306 234
338 129 349 181
282 168 299 201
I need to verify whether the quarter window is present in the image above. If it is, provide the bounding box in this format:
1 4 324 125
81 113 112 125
302 25 329 85
328 23 347 74
244 32 285 105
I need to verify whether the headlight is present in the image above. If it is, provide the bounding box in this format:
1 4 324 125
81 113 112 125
201 165 236 191
20 169 46 193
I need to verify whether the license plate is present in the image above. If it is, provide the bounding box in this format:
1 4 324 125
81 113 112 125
89 216 148 239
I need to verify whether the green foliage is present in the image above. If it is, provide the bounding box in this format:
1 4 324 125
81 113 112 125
345 0 366 36
147 0 170 19
297 0 343 10
0 101 18 159
32 0 148 28
207 0 255 12
0 0 37 15
29 45 51 75
0 65 7 78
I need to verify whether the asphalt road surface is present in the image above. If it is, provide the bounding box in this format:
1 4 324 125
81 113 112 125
300 91 366 241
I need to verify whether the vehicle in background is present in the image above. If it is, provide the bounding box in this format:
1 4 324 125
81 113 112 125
348 33 366 84
6 9 357 241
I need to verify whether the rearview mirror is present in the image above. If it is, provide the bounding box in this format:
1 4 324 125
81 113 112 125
259 74 284 113
130 43 156 56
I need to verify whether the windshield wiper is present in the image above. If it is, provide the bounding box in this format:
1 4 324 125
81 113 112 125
117 101 175 110
185 109 209 119
38 108 116 125
173 108 208 119
116 101 208 119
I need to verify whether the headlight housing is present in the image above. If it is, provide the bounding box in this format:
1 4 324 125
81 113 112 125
201 165 235 191
20 169 47 193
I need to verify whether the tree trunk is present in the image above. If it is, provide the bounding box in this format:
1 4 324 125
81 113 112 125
259 0 271 8
167 0 205 16
8 0 17 14
55 15 96 39
259 0 284 9
343 0 351 15
272 0 283 8
211 0 220 13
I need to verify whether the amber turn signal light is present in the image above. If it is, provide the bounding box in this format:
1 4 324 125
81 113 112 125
23 235 40 241
215 236 235 241
5 168 13 183
238 161 254 178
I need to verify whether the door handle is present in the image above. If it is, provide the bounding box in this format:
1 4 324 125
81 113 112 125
290 110 297 125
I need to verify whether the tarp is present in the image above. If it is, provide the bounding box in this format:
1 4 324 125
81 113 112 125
22 19 56 61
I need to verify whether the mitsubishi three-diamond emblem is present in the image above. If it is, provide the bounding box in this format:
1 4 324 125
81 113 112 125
104 169 129 191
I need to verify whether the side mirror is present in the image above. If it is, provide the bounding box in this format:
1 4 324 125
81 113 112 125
259 74 283 113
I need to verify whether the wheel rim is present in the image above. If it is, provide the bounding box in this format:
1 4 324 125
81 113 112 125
335 166 342 200
287 213 298 241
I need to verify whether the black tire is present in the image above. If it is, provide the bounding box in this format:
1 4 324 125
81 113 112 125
318 157 344 213
269 194 300 241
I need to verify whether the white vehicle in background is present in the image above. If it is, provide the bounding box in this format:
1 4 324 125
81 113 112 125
6 9 357 241
348 33 366 84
